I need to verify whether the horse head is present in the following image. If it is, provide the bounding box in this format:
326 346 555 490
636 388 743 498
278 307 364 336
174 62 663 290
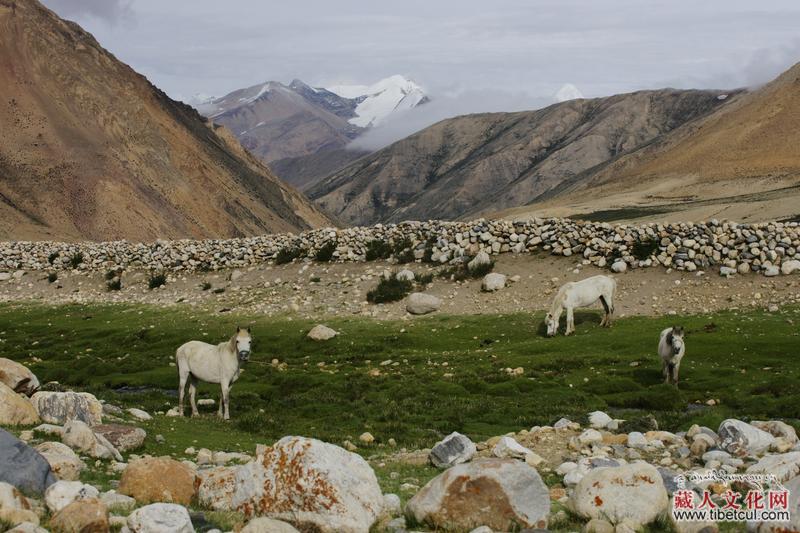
234 327 252 362
670 326 685 355
545 312 558 337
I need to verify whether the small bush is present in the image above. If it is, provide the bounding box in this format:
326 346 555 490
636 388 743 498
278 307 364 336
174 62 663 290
367 277 413 304
467 260 495 278
47 272 58 283
106 278 122 291
68 252 84 269
365 240 391 261
200 282 212 291
310 276 321 283
417 272 434 285
314 241 337 262
212 288 226 294
104 269 120 281
274 246 305 265
148 273 167 290
48 252 59 264
632 238 659 261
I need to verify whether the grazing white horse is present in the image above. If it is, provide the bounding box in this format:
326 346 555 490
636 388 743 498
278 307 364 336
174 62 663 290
176 327 252 420
658 326 685 385
545 275 616 336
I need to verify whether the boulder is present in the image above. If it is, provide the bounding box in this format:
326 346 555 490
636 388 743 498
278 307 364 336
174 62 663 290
406 293 441 315
99 491 135 510
589 411 613 429
61 420 122 461
481 273 507 292
781 260 800 275
746 452 800 483
49 498 108 533
34 442 86 481
127 503 194 533
0 481 39 527
45 481 100 513
307 325 338 341
197 466 238 511
127 408 152 421
30 392 102 426
752 420 799 444
395 270 415 282
6 523 49 533
429 432 476 469
0 429 56 495
119 457 198 505
764 265 780 277
611 260 627 273
0 358 40 396
229 436 383 532
93 424 146 452
571 463 668 527
0 383 40 426
747 474 800 532
406 458 549 530
241 517 301 533
492 436 533 460
718 419 776 457
467 251 492 271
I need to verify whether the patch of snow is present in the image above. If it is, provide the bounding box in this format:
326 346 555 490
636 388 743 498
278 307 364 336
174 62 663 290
327 75 427 127
554 83 584 102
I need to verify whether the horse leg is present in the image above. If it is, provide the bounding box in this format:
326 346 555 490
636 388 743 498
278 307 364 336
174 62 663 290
178 366 188 417
221 380 231 420
565 307 575 335
599 296 609 327
673 361 681 385
189 375 199 417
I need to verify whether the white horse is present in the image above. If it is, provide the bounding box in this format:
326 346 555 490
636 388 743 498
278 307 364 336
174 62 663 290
545 275 616 336
176 327 252 420
658 326 685 385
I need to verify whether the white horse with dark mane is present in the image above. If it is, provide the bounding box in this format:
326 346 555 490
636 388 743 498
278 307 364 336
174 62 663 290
545 275 617 336
176 327 251 420
658 326 685 385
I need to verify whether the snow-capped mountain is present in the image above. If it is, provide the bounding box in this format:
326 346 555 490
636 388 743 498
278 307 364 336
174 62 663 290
327 75 428 127
191 75 428 189
555 83 584 102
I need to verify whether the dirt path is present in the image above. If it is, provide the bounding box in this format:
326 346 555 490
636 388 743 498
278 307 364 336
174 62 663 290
2 253 798 319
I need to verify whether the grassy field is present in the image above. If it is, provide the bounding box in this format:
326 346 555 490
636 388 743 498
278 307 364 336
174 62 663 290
2 302 797 531
3 302 799 450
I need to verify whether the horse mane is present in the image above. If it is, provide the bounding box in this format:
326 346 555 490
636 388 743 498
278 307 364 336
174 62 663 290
227 334 238 353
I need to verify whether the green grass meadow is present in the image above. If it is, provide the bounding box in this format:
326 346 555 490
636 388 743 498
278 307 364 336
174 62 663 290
2 302 798 452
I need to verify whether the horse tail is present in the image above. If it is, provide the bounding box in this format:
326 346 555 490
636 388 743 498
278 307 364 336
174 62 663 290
599 294 610 315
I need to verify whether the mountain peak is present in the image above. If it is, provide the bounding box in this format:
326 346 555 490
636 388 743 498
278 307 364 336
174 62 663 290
326 75 427 127
555 83 584 102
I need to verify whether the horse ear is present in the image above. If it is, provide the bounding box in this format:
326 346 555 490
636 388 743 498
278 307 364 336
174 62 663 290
247 327 251 333
236 326 240 332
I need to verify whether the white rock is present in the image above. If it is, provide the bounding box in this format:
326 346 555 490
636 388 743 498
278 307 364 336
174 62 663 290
492 436 533 460
571 463 668 527
611 261 627 273
44 480 99 513
718 419 776 457
241 517 300 533
746 452 800 482
307 325 338 341
395 269 415 281
61 420 122 461
781 260 800 275
34 441 86 481
127 408 152 421
481 273 507 292
406 293 441 315
127 503 194 533
429 432 476 469
589 411 613 429
578 429 603 446
30 391 103 426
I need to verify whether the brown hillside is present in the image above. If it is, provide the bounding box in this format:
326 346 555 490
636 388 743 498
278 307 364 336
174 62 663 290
0 0 330 242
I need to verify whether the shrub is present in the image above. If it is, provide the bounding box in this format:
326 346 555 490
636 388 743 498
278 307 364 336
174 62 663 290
314 241 337 262
148 273 167 290
310 276 321 283
274 246 305 265
367 277 413 304
632 238 659 261
417 272 434 285
467 260 495 278
48 252 59 264
200 282 212 291
47 272 58 283
365 240 391 261
106 278 122 291
68 252 84 269
212 288 226 294
104 269 120 281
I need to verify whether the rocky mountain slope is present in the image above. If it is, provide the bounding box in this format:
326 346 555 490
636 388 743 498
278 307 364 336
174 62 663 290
0 0 330 242
198 76 426 188
307 89 734 226
517 61 800 223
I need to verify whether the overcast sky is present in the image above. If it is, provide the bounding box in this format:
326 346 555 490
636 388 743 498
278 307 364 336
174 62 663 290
41 0 800 146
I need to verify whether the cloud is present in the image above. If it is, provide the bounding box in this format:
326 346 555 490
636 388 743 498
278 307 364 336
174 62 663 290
42 0 133 25
348 88 555 151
